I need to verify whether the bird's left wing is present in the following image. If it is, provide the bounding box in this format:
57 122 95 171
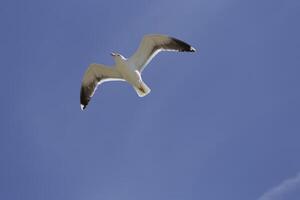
128 34 196 73
80 63 124 110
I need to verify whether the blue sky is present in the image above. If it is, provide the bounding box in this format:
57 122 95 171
1 0 300 199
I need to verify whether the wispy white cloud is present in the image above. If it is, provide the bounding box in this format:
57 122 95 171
258 172 300 200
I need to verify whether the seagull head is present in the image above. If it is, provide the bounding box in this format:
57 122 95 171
110 52 126 60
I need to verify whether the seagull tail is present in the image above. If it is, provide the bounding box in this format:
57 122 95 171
134 82 151 97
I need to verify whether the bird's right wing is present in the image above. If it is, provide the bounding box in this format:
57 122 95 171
128 34 196 73
80 63 124 110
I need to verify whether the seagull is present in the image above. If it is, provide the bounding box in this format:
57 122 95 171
80 34 196 110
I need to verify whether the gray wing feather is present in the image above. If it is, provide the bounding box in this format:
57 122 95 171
129 34 196 72
80 64 123 110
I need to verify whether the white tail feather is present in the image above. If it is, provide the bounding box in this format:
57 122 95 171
134 82 151 97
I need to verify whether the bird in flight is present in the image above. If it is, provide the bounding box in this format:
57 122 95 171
80 34 196 110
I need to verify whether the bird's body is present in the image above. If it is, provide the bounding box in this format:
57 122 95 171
114 56 140 88
80 34 196 110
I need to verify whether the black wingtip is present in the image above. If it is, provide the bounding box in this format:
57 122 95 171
80 86 90 111
171 37 196 52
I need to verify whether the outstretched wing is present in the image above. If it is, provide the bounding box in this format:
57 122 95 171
80 63 124 110
128 34 196 73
